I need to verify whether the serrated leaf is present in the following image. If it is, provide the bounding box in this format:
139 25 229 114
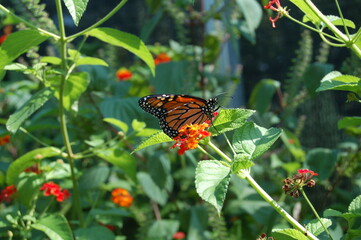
195 160 231 213
137 172 168 205
233 122 282 160
104 118 128 133
87 28 155 75
316 71 361 94
6 147 61 184
0 30 49 79
96 149 137 182
272 228 309 240
63 0 88 26
32 214 73 240
348 195 361 215
6 87 55 133
209 108 255 135
306 218 332 236
133 131 173 152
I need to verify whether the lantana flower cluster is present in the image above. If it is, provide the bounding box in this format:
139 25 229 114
40 182 71 202
111 188 133 207
282 169 318 198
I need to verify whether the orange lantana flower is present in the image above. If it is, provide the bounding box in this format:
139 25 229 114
171 123 211 155
116 68 132 81
154 53 172 65
111 188 133 207
0 135 10 146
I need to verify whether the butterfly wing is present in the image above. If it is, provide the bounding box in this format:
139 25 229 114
138 94 217 138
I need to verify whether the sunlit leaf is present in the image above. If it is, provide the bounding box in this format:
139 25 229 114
63 0 89 26
32 214 73 240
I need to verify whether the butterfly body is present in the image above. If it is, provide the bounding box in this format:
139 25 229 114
138 94 218 138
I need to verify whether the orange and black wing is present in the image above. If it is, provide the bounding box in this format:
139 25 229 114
138 94 217 138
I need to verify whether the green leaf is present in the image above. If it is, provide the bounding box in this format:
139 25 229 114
96 149 137 182
232 154 254 174
0 30 49 79
303 63 334 95
137 172 168 205
348 195 361 215
147 220 179 239
306 218 332 236
249 79 280 115
209 108 255 135
6 87 54 133
104 118 128 133
195 160 231 213
75 226 114 240
63 0 89 26
17 174 43 208
289 0 321 26
48 72 90 111
236 0 262 43
133 131 173 152
40 56 62 65
316 71 361 95
272 228 309 240
87 28 155 76
338 116 361 129
76 57 108 67
323 208 342 217
32 214 73 240
6 147 61 184
78 165 110 191
132 119 146 132
326 15 355 29
4 63 28 70
232 122 282 160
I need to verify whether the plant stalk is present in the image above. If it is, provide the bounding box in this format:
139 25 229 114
55 0 84 227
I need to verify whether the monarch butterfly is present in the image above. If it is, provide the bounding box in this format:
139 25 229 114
138 94 219 138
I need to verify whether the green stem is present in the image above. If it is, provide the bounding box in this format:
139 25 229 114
300 189 333 239
197 145 217 160
245 174 319 240
333 0 350 38
20 127 51 147
223 133 236 155
0 5 59 40
66 0 128 42
55 0 84 227
207 140 232 163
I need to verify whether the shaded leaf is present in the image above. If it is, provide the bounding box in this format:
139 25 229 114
306 218 332 236
6 88 54 133
137 172 168 205
249 79 280 114
75 226 114 240
148 220 179 239
63 0 88 26
195 160 231 213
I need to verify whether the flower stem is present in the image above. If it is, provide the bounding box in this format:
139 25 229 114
245 173 319 240
207 140 232 163
66 0 128 42
55 0 83 227
300 189 333 239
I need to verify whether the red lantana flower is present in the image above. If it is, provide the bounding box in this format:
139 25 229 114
171 123 211 155
111 188 133 207
264 0 288 28
0 25 12 45
0 134 10 146
0 185 17 203
282 169 318 198
173 232 186 239
40 182 70 202
154 53 172 65
116 68 133 81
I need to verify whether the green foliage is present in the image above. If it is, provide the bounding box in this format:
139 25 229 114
32 214 73 240
63 0 89 26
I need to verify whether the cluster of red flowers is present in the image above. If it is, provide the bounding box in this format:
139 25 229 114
171 123 212 155
173 232 186 239
40 182 70 202
0 134 10 146
154 53 172 65
116 68 133 81
264 0 287 28
111 188 133 207
0 185 17 203
24 163 43 174
0 25 12 45
282 169 318 198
